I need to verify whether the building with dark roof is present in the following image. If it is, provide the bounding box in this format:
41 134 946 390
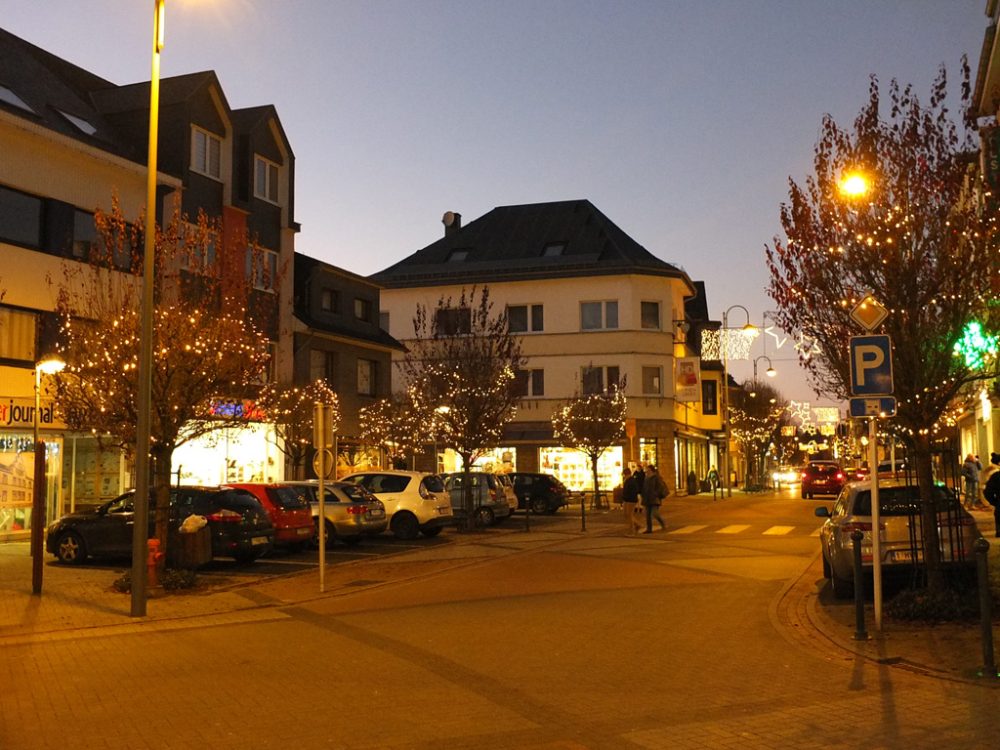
373 200 725 492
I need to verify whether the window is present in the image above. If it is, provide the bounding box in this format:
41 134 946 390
246 247 277 291
0 307 37 362
320 288 338 313
0 185 42 247
641 301 661 330
513 368 545 397
434 307 471 336
357 358 377 396
56 109 97 136
191 126 221 179
0 84 34 113
507 304 544 333
582 365 620 395
642 366 662 395
701 380 718 415
71 210 97 259
254 156 279 203
447 249 469 262
580 301 618 330
310 349 335 382
542 242 565 256
354 298 373 322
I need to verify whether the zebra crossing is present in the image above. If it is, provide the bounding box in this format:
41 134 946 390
666 523 823 537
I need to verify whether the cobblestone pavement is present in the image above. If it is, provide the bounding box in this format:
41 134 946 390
3 492 999 749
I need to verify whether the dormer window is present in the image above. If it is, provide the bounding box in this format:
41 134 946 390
191 126 222 179
447 249 469 262
254 156 279 203
56 109 97 135
0 84 34 113
542 242 565 256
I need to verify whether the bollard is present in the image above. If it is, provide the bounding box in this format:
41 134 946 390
975 538 997 677
851 530 868 641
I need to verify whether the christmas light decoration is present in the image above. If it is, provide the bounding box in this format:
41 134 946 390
952 321 998 369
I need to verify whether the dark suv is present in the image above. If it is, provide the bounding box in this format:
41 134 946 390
510 472 569 514
800 462 845 499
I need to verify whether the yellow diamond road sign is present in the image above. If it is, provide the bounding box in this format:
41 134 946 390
849 296 888 332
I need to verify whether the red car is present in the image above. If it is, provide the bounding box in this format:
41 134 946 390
800 462 846 499
225 483 315 549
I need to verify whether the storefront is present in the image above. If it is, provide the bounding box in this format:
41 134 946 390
172 420 284 486
539 445 623 492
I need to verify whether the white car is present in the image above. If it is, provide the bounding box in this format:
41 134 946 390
340 471 454 540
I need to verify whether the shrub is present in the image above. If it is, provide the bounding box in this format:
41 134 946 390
885 586 979 623
112 568 199 593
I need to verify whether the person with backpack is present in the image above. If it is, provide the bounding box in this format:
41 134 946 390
621 468 642 535
983 453 1000 537
641 464 668 533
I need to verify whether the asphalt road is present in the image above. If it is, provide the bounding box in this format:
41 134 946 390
5 488 999 749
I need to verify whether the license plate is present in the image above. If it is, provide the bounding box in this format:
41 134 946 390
296 527 311 536
252 536 269 545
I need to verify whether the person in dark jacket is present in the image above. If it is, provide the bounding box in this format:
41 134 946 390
983 453 1000 537
621 468 642 535
641 465 668 533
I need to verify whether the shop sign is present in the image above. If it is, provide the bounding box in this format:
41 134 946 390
675 357 701 402
0 398 66 430
209 399 266 421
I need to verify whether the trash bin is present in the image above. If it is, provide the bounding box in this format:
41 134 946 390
168 524 212 569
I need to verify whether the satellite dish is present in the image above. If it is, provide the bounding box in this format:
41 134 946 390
442 211 456 227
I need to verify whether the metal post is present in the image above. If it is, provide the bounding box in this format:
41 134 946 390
851 529 868 640
721 310 731 498
869 417 883 631
30 443 45 595
316 402 326 594
975 538 996 677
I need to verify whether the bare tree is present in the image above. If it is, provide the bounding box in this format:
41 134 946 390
51 198 275 551
398 287 524 529
765 62 1000 588
552 384 627 528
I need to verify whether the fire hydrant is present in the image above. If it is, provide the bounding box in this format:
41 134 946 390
147 538 164 588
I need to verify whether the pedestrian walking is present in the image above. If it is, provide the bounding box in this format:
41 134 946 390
641 464 668 533
983 453 1000 537
962 453 982 508
621 468 643 534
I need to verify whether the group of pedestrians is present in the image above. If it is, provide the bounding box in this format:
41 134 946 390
620 464 668 534
965 452 1000 536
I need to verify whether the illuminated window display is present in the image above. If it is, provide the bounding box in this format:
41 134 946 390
171 422 283 486
441 447 517 475
0 434 63 538
539 446 623 492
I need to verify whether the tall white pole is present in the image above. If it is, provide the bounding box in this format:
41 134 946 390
869 416 883 631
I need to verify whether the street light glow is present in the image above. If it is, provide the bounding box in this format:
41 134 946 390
838 172 869 197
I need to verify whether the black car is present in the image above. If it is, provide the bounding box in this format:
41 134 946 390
510 472 569 514
45 486 275 565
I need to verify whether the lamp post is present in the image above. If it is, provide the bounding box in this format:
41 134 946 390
132 0 165 618
31 355 66 595
720 305 756 497
750 355 776 397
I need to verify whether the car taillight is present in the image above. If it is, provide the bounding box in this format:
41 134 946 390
836 472 844 480
346 505 366 515
207 508 242 523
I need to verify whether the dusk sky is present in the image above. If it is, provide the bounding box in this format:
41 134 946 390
2 1 987 408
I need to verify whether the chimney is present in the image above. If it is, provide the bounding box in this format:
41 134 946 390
442 211 461 236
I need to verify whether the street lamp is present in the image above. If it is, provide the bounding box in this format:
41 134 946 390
720 305 757 497
31 355 65 595
132 0 166 618
749 355 776 398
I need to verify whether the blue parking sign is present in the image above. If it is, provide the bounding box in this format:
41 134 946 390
849 335 893 395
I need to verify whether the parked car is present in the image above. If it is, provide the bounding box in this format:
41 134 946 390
815 480 980 598
442 472 512 526
340 470 454 540
46 486 275 565
800 461 845 499
510 472 569 514
842 466 869 482
278 480 388 547
224 483 316 549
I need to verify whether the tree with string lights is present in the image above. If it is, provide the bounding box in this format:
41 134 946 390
766 61 1000 589
358 390 425 469
258 380 339 479
552 384 627 527
51 198 275 552
729 380 787 488
398 287 524 529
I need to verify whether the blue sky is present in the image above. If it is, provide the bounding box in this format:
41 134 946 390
1 0 986 406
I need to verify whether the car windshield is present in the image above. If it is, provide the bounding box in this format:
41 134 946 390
852 485 959 516
267 486 310 510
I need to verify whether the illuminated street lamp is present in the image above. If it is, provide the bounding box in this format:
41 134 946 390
749 356 776 398
132 0 166 618
31 355 65 595
721 305 757 498
838 171 869 198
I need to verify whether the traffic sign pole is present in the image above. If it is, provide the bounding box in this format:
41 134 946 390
315 401 326 593
869 416 882 632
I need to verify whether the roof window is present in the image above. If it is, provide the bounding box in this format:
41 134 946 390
56 109 97 135
447 249 469 262
0 84 34 114
542 242 566 256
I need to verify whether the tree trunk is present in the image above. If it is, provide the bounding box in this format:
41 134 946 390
151 443 174 556
591 453 601 511
912 434 944 591
460 453 475 532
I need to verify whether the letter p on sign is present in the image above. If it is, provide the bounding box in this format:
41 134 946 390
849 335 893 396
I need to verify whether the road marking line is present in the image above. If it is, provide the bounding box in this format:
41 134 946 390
716 525 750 534
810 527 823 536
668 525 708 534
763 526 795 536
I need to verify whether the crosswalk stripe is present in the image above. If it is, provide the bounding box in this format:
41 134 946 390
668 525 708 534
717 525 751 534
763 525 795 536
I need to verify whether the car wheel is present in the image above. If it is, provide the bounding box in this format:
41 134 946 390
55 531 87 564
830 568 854 599
475 507 495 526
531 497 548 515
390 512 420 540
320 520 340 549
421 526 443 538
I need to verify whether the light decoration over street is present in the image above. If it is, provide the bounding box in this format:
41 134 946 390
952 321 998 369
793 332 822 360
787 400 814 430
813 407 840 424
764 325 788 350
700 327 759 361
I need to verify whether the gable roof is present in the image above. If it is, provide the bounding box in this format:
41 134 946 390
371 199 695 294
